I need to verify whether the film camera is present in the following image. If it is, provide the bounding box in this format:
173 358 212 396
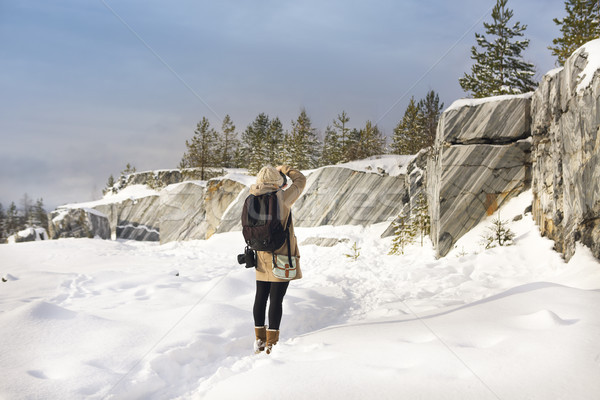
237 246 256 268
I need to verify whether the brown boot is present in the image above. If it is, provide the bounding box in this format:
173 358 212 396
266 329 279 354
254 326 266 354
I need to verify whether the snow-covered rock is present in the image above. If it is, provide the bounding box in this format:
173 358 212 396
48 208 111 240
7 227 48 243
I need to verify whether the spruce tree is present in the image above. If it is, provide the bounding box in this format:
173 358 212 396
459 0 537 98
6 202 18 236
103 174 116 195
180 117 220 180
413 193 431 247
121 163 136 175
320 125 343 166
288 109 320 170
391 97 425 155
220 114 239 168
241 113 271 174
417 90 444 148
0 203 6 242
549 0 600 66
362 120 386 157
33 198 48 231
344 128 362 161
388 208 416 255
266 117 285 166
333 111 351 162
20 193 33 227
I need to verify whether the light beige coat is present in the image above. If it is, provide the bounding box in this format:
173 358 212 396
250 165 306 282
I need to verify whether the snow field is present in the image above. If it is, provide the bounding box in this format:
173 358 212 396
1 191 599 399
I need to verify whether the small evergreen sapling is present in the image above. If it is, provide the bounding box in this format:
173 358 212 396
388 209 416 255
482 212 515 249
345 241 361 261
413 193 431 247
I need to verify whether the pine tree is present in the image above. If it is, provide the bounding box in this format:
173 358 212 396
413 193 431 247
103 174 116 195
391 97 426 155
333 111 351 162
549 0 600 66
320 125 343 166
346 121 386 160
6 202 18 236
220 114 239 168
180 117 220 179
266 117 285 166
33 198 48 231
122 163 136 175
20 193 33 227
364 121 386 157
417 90 444 148
0 203 6 242
345 242 361 261
388 208 416 255
241 113 271 174
344 128 362 161
288 109 320 170
280 131 293 166
482 211 515 249
459 0 537 98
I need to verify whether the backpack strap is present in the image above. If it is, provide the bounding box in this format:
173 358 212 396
271 209 295 275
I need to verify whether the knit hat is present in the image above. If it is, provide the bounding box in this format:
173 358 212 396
256 166 284 187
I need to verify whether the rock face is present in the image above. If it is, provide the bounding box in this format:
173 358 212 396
159 179 246 243
93 179 246 243
48 208 111 240
95 195 161 241
531 41 600 261
428 95 533 257
293 167 407 227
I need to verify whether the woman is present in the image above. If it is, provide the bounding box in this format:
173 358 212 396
251 164 306 354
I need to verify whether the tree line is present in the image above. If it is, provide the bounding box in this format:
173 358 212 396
179 90 444 176
0 195 48 243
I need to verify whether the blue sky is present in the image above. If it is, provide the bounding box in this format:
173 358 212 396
0 0 565 209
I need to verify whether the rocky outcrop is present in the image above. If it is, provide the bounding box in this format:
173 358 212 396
48 208 111 240
292 167 407 227
8 227 48 243
159 179 246 243
428 95 533 257
91 178 246 242
95 195 161 241
531 40 600 261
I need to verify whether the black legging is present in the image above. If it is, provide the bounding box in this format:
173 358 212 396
253 280 290 330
